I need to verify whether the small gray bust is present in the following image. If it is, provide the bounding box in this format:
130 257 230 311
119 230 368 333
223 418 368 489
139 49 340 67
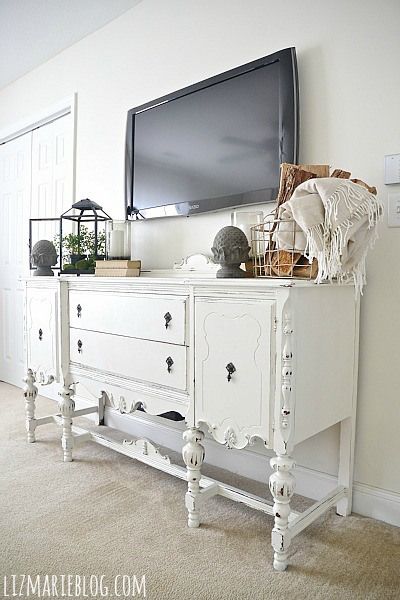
211 226 250 278
31 240 58 276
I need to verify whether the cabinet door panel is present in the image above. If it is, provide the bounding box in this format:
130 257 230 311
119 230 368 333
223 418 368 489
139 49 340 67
195 299 274 448
26 287 59 383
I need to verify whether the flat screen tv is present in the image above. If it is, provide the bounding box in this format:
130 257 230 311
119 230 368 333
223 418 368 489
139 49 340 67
125 47 298 219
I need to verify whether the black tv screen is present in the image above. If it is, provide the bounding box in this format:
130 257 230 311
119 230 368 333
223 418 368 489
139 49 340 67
125 47 298 219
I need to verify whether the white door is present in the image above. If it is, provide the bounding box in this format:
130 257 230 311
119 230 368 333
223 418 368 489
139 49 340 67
0 133 32 386
30 115 73 254
0 113 72 387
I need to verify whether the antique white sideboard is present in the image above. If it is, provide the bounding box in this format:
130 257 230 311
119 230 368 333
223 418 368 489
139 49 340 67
23 274 359 571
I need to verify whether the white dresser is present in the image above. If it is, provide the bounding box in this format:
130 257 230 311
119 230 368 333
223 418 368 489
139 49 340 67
23 274 359 571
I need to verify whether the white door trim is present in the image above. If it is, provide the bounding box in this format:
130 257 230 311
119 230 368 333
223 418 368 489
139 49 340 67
0 94 77 202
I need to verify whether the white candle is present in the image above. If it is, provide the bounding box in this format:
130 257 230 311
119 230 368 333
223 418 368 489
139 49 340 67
109 230 124 258
231 211 264 257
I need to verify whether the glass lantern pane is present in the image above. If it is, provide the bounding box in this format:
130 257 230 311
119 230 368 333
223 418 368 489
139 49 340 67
105 220 132 260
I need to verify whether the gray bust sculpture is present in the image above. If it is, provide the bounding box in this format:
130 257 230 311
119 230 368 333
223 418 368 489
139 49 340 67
211 226 250 278
31 240 58 276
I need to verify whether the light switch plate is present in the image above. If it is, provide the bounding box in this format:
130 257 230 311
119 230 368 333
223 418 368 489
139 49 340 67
387 193 400 227
384 154 400 184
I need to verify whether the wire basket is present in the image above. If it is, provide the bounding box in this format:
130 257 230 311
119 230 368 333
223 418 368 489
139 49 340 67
251 212 318 279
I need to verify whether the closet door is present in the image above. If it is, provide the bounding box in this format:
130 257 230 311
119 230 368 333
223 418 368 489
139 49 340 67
30 114 73 247
0 133 32 386
0 113 72 387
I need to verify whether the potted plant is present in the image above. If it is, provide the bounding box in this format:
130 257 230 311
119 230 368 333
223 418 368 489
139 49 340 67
54 226 106 273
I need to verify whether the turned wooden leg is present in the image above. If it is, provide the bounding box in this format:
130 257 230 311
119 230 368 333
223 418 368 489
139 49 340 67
23 369 38 443
182 427 205 528
58 383 75 462
269 454 296 571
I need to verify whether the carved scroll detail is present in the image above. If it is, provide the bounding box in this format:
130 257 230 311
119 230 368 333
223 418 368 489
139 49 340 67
123 438 171 464
224 427 237 449
35 369 55 386
280 311 294 446
119 396 146 414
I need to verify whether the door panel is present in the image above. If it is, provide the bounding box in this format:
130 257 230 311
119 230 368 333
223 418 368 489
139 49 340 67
0 113 72 387
26 287 59 383
194 299 275 448
0 133 32 386
30 114 72 246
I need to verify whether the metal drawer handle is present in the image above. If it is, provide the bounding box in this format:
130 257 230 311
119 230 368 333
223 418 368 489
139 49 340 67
226 362 236 382
77 339 83 354
164 312 172 329
166 356 174 373
38 328 43 341
77 304 82 318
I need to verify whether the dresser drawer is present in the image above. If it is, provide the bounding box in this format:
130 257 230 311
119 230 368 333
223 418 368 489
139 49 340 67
194 299 275 448
70 328 187 391
69 291 187 345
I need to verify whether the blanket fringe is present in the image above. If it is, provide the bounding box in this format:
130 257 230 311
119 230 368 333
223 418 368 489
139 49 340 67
304 183 383 295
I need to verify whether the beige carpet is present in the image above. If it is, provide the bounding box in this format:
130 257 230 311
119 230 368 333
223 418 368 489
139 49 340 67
0 382 399 600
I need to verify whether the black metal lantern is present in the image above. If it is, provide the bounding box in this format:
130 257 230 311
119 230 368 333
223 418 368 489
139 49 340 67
59 199 112 274
29 217 62 272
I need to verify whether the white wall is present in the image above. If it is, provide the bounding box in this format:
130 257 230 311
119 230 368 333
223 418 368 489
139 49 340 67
0 0 399 498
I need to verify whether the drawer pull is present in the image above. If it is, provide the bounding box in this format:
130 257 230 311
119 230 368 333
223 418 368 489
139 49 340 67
226 362 236 382
77 304 82 318
166 356 174 373
38 328 43 341
77 339 83 353
164 312 172 329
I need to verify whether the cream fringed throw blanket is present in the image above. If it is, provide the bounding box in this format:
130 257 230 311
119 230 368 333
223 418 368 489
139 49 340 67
274 178 383 293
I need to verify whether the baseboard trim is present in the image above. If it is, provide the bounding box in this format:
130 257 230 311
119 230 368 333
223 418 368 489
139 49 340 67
352 482 400 527
74 396 400 528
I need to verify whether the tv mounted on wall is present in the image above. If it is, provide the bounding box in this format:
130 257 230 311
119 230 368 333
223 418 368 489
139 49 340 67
125 47 298 220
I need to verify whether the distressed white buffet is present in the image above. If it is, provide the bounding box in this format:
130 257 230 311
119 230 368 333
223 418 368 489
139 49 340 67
23 274 359 571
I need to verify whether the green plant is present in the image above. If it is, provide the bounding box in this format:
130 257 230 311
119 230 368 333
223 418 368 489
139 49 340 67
54 225 106 271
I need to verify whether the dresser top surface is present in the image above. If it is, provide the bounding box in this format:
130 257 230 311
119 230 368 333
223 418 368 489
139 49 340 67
25 273 355 295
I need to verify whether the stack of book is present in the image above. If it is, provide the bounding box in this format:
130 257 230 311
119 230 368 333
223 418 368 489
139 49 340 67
95 260 141 277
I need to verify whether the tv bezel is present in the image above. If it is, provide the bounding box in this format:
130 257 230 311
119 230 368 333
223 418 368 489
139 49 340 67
125 47 299 219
